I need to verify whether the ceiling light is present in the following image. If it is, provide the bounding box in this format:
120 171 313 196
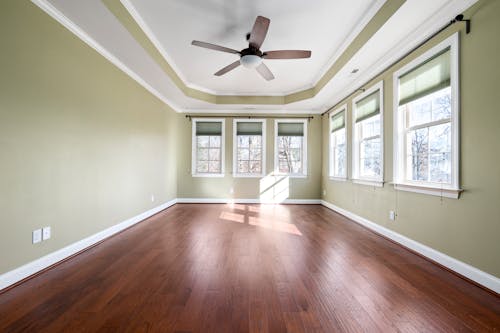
240 55 262 69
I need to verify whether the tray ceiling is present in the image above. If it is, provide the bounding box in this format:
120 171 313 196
33 0 477 113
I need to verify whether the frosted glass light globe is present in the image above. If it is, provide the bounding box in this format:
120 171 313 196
240 55 262 69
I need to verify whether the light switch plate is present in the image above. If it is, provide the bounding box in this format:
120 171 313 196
33 229 42 244
42 226 51 240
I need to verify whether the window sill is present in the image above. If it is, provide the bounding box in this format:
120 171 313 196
329 176 348 182
273 173 308 179
352 179 384 187
233 174 266 178
192 173 225 178
392 182 462 199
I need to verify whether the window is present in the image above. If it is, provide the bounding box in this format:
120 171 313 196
329 106 347 179
352 82 384 185
274 119 307 177
192 118 225 177
393 33 459 198
233 119 266 177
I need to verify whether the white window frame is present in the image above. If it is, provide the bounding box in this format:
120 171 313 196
191 118 225 177
393 33 460 198
329 104 348 181
274 119 308 178
351 81 384 187
233 119 266 178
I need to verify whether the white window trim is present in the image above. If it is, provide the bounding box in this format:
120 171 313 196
191 118 225 177
329 104 348 181
392 32 461 198
351 81 384 186
233 119 266 178
274 119 308 178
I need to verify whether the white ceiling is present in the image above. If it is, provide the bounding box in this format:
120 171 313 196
125 0 379 95
36 0 477 113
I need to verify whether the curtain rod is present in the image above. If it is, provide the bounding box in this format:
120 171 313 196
321 14 470 117
185 115 314 121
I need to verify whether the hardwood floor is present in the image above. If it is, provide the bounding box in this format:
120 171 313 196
0 204 499 332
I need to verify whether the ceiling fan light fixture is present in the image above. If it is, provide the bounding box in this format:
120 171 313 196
240 54 262 69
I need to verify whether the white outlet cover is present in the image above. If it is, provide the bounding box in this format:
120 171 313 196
389 211 396 221
151 195 155 202
42 226 51 240
32 229 42 244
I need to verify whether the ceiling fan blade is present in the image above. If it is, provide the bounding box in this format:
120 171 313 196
263 50 312 59
255 63 274 81
214 60 241 76
192 40 240 54
248 16 270 49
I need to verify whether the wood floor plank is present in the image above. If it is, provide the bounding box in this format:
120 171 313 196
0 204 498 332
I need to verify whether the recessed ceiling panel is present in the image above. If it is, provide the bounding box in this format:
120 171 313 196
126 0 378 95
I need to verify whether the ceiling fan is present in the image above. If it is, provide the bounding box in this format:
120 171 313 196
191 16 311 81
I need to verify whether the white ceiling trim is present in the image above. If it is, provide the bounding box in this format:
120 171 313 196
31 0 478 116
31 0 183 113
321 0 478 113
310 0 386 88
120 0 386 97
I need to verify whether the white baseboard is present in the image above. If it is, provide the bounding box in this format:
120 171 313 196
177 198 321 204
0 198 178 291
321 200 500 294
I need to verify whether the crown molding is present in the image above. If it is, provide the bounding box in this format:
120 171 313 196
31 0 183 113
322 0 478 113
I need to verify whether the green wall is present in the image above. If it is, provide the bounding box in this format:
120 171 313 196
321 0 500 278
177 116 322 200
0 1 179 274
1 0 498 283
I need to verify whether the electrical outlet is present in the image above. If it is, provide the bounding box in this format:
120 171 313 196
389 210 396 221
32 229 42 244
229 187 234 194
42 226 51 240
151 194 155 202
323 189 326 196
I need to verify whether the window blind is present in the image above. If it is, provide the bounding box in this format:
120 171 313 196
236 122 262 135
196 122 222 136
355 90 380 123
277 122 304 136
331 111 345 132
399 48 451 106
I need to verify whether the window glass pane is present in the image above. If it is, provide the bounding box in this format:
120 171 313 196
360 137 381 177
360 115 380 139
405 87 451 128
238 148 249 160
249 135 261 148
238 136 250 148
197 136 209 148
250 161 261 174
197 148 209 161
250 148 261 161
408 100 432 127
197 161 208 173
209 161 221 173
430 153 451 183
406 128 429 181
429 123 451 154
278 135 303 174
209 136 221 148
209 148 220 161
238 161 249 173
431 87 452 121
